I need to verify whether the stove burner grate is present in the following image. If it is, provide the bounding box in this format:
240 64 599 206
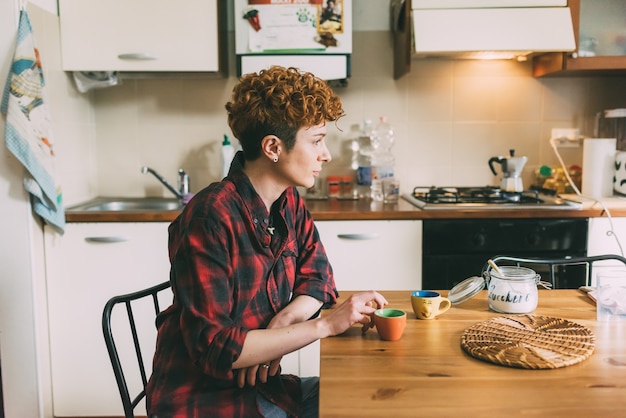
413 186 543 205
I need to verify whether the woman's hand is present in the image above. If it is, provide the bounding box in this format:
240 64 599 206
237 361 279 388
322 290 387 337
361 299 377 334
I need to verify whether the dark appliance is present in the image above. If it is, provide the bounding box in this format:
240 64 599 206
422 218 589 290
403 186 581 210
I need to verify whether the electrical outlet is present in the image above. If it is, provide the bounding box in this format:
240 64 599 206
551 128 581 147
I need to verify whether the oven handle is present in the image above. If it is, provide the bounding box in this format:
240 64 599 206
336 233 380 240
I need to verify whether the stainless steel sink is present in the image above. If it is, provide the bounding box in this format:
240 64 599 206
67 197 183 212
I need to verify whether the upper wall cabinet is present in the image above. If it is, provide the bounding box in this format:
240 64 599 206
533 0 626 76
58 0 227 74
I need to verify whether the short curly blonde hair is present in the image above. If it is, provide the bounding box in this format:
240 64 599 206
226 66 345 160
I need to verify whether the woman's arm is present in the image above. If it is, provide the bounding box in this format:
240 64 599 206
233 290 387 369
269 294 323 327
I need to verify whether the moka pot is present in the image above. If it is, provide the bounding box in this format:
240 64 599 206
488 149 528 192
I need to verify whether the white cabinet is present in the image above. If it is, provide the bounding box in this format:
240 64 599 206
44 222 308 415
44 222 172 416
587 217 626 258
315 220 423 291
587 217 626 284
58 0 224 72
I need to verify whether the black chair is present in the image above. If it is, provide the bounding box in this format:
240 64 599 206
482 254 626 289
102 281 172 418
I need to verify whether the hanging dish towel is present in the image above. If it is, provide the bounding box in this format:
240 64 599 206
72 71 119 93
1 9 65 234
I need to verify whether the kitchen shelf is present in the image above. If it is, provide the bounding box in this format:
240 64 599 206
533 0 626 77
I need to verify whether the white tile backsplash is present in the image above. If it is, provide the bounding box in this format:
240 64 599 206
407 75 453 121
43 23 625 201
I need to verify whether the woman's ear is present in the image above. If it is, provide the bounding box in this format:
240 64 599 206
260 135 282 162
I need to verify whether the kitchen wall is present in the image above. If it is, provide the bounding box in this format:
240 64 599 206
83 2 626 203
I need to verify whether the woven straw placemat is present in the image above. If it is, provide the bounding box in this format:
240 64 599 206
461 315 595 369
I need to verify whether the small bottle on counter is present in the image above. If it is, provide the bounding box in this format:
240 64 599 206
327 176 340 198
340 175 356 199
533 165 553 189
221 134 235 179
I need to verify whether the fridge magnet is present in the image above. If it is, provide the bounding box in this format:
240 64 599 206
243 8 261 32
318 0 343 34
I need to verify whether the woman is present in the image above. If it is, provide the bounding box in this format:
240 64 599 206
146 66 387 417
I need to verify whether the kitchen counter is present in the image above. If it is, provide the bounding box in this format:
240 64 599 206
65 196 618 223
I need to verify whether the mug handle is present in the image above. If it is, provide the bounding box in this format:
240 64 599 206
438 298 452 314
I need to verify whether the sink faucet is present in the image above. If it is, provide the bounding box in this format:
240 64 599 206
141 166 189 200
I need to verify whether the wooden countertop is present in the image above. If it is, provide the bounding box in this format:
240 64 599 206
65 197 611 223
319 290 626 417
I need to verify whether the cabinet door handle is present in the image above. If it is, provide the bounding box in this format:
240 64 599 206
118 53 157 60
337 233 380 240
84 236 129 243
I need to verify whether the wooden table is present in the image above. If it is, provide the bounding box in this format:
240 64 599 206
319 290 626 417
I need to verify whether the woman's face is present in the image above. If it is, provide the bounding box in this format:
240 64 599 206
278 123 332 189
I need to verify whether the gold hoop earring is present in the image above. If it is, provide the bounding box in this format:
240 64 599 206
273 157 278 163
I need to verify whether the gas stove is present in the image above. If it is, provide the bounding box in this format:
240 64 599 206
402 186 581 210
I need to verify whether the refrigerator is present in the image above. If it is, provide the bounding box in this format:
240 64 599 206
234 0 352 81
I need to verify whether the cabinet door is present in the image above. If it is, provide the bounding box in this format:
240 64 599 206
533 0 626 76
315 220 422 291
587 217 626 259
45 223 171 416
586 217 626 284
59 0 221 72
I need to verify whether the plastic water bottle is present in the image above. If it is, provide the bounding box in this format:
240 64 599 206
355 119 374 199
370 116 395 201
221 134 235 178
371 115 394 151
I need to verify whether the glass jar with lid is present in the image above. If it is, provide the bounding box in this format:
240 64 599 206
449 266 551 314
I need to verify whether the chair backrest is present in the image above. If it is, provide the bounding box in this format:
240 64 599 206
102 281 171 418
482 254 626 288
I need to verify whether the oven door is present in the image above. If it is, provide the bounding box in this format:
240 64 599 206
422 218 589 289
